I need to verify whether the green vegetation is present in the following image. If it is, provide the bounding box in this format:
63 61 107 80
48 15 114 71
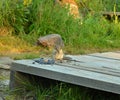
0 0 120 55
1 0 120 99
6 76 120 100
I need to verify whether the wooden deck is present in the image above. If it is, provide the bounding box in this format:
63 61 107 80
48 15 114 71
102 12 120 17
10 51 120 94
102 11 120 20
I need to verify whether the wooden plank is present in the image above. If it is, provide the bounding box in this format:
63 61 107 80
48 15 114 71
102 12 120 16
67 55 120 71
88 52 120 60
11 59 120 94
65 54 120 79
56 62 120 77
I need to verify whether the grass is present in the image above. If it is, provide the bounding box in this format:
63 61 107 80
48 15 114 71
1 0 120 55
5 75 120 100
0 35 53 60
0 0 120 99
0 36 37 55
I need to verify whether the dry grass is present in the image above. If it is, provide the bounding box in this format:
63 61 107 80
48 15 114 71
0 36 32 54
0 30 54 59
0 33 41 58
0 27 13 36
0 27 61 58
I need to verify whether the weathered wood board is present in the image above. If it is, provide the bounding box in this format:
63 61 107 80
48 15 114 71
10 51 120 94
102 12 120 16
88 52 120 60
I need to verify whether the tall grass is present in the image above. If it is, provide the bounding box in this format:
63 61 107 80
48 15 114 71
25 0 81 44
0 0 28 34
0 0 120 54
9 76 120 100
23 0 120 53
